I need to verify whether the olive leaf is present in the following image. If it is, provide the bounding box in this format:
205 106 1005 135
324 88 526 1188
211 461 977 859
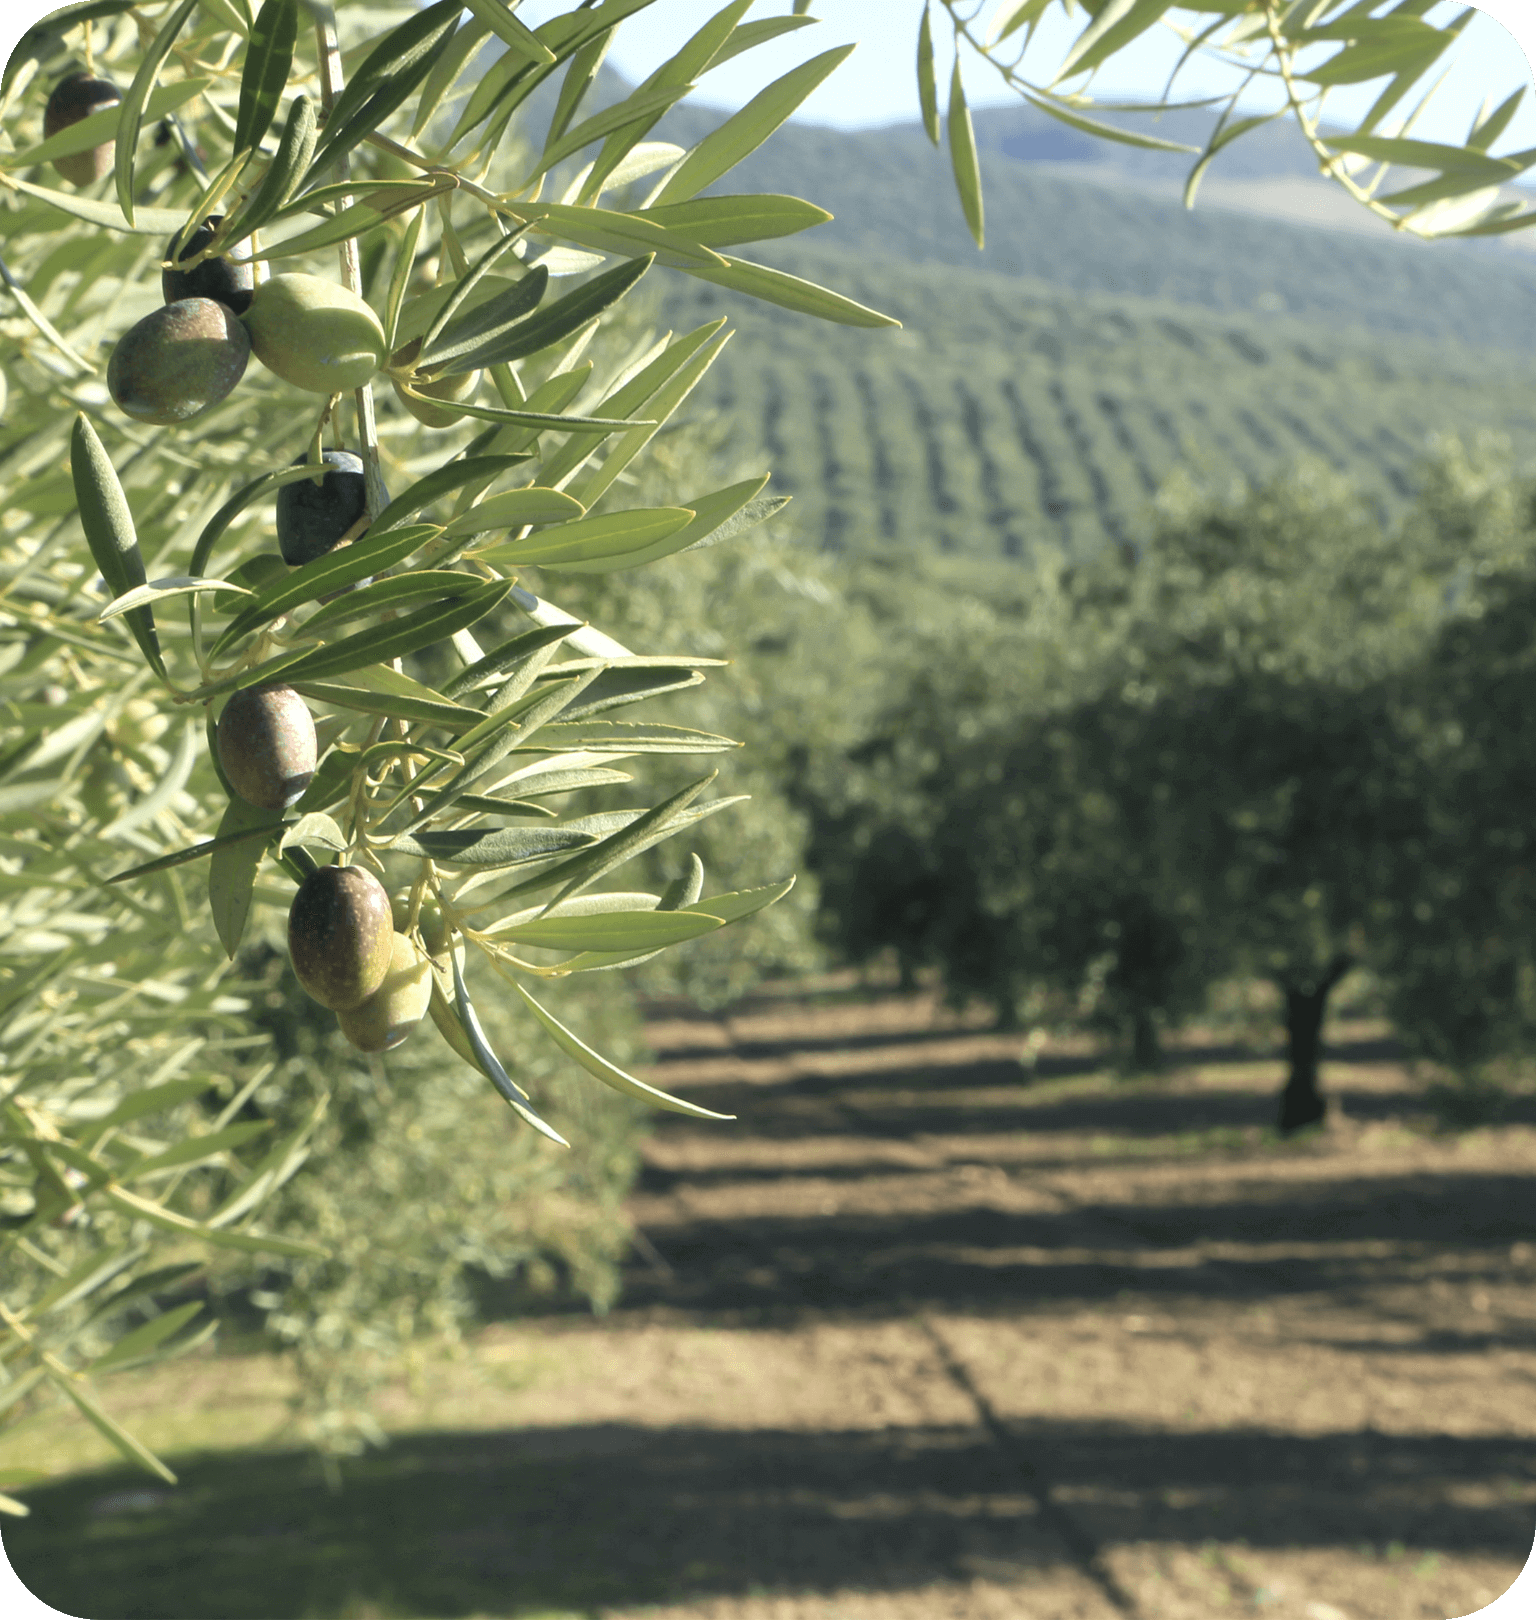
114 0 199 224
70 415 163 679
234 0 298 155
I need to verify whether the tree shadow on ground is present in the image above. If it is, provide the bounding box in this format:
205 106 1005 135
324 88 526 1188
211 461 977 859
8 1418 1535 1619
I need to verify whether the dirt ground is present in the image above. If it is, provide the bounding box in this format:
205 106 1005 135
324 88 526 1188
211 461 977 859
7 979 1536 1620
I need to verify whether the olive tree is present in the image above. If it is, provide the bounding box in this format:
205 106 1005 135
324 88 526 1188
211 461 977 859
0 0 898 1504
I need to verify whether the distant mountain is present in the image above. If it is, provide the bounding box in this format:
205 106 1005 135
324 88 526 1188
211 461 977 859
649 101 1536 353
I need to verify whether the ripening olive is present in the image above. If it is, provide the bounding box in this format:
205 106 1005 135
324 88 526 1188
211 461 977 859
391 892 450 957
216 685 316 812
288 864 393 1012
162 216 256 316
43 73 121 186
107 297 251 426
276 450 369 566
336 933 432 1052
241 273 387 395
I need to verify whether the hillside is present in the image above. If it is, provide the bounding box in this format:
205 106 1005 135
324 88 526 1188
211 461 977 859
659 242 1536 563
480 65 1536 564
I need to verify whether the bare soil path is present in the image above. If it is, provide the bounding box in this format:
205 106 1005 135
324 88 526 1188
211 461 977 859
7 980 1536 1620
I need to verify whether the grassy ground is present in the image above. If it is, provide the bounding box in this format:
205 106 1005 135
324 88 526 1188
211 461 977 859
5 982 1535 1619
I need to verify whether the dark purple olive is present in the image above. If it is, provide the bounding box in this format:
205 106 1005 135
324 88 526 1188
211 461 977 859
107 297 250 426
288 865 394 1012
216 685 316 812
162 216 256 316
276 450 372 567
43 73 120 186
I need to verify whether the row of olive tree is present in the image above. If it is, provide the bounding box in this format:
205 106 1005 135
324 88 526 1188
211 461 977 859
796 436 1536 1129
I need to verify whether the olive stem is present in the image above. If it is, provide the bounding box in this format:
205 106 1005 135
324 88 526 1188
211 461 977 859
314 8 388 523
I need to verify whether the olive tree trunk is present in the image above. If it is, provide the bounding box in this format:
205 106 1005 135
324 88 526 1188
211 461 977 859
1277 954 1353 1132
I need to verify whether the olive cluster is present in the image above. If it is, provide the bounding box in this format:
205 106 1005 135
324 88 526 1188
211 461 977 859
42 70 389 427
46 72 451 1054
212 452 437 1056
214 677 438 1054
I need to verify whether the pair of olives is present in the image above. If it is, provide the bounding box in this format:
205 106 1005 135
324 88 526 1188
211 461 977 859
108 244 388 426
288 864 436 1053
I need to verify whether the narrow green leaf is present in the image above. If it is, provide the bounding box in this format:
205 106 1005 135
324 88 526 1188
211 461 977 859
308 0 464 177
418 266 548 371
124 1120 273 1178
680 254 900 328
548 24 614 147
277 812 346 856
250 181 451 260
101 577 252 621
537 319 724 490
948 60 984 249
399 393 643 433
1304 30 1443 87
234 0 297 154
471 506 693 570
463 0 557 65
71 415 163 678
208 798 281 958
917 5 940 146
387 826 598 867
369 455 533 535
383 209 426 354
48 1370 177 1484
433 254 654 377
657 853 704 911
115 0 199 223
7 78 209 170
417 235 535 364
450 950 569 1144
299 571 482 634
29 1244 143 1320
690 875 796 926
102 1185 328 1258
591 0 749 185
413 14 489 137
213 523 438 657
510 720 737 755
77 1078 217 1145
567 329 732 509
439 487 587 542
497 908 720 951
1184 112 1279 210
652 45 855 206
534 83 694 184
231 93 317 239
1 174 187 234
497 200 727 268
236 581 511 689
1469 85 1524 152
1318 131 1530 175
513 980 732 1118
108 821 285 884
560 478 766 569
1016 88 1197 154
713 14 816 67
637 194 830 247
1059 0 1175 83
88 1302 205 1375
406 670 602 823
442 624 574 700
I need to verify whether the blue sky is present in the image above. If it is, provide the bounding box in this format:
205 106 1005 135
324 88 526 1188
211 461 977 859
522 0 1536 155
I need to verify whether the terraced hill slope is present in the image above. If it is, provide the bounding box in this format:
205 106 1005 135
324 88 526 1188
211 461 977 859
661 242 1536 563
